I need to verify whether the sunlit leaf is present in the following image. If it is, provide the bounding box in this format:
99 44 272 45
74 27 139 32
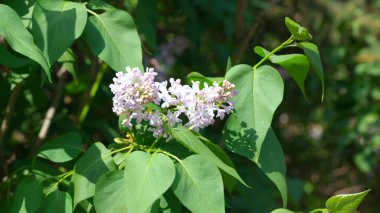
0 4 50 80
326 189 371 213
169 124 248 187
172 155 225 213
123 151 175 212
72 142 116 206
84 9 143 71
285 17 312 40
38 131 82 163
32 0 87 64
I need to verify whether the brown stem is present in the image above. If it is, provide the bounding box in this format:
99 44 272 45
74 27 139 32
0 84 22 145
232 13 263 64
29 67 67 157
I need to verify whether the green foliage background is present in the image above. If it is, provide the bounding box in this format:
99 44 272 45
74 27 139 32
0 0 379 212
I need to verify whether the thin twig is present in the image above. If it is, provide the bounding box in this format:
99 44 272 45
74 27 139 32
29 67 67 157
0 84 22 145
232 12 264 64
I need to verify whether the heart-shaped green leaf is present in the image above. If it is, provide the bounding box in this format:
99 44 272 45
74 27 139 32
32 0 87 64
172 155 225 213
224 64 284 162
84 9 143 71
123 151 176 213
94 171 128 213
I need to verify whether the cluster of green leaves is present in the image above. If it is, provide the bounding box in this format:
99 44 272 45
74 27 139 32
1 0 372 212
0 0 142 86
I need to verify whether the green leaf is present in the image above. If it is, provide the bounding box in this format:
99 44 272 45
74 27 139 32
72 142 116 206
198 135 237 192
5 0 35 29
325 189 371 213
271 208 294 213
171 155 225 213
32 0 87 65
0 4 51 80
226 57 232 72
258 128 287 207
123 151 176 213
11 177 43 213
224 64 284 162
135 0 158 53
58 48 78 84
169 124 248 187
271 54 309 98
254 46 310 98
297 42 324 100
186 72 224 86
40 188 72 213
284 17 312 40
0 45 32 68
87 0 115 11
38 131 82 163
94 171 128 213
224 115 288 206
84 9 143 71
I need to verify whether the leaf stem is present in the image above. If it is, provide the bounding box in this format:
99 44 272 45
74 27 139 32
309 208 329 213
108 145 134 156
86 8 99 18
253 36 294 70
52 170 74 188
77 62 108 126
158 150 184 166
148 137 162 152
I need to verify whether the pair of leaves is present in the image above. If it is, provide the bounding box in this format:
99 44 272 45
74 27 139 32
94 151 225 213
94 151 175 213
0 4 50 80
284 17 325 99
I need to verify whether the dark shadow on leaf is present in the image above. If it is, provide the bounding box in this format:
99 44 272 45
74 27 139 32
223 114 258 160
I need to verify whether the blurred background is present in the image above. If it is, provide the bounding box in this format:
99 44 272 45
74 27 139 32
1 0 379 212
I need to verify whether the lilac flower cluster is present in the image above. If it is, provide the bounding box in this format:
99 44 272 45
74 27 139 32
110 67 237 137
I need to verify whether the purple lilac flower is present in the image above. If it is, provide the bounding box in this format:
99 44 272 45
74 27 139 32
110 66 237 138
